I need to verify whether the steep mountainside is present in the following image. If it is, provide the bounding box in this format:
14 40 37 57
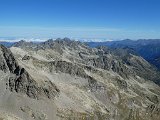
0 44 59 120
87 39 160 70
5 38 160 120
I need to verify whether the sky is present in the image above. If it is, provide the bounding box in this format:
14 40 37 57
0 0 160 40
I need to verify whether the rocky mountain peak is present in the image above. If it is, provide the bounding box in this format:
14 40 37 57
53 38 83 47
12 40 36 48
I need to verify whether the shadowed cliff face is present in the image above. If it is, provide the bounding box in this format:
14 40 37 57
2 39 160 120
0 45 59 100
0 45 18 73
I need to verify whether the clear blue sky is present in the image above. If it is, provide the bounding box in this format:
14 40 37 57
0 0 160 39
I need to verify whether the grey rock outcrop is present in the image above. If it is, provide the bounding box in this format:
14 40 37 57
22 55 31 61
0 44 59 99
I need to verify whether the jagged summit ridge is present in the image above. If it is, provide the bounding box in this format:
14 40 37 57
11 38 160 85
12 38 88 50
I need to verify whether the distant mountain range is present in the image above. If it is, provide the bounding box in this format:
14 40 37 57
0 41 14 47
87 39 160 70
1 39 160 70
